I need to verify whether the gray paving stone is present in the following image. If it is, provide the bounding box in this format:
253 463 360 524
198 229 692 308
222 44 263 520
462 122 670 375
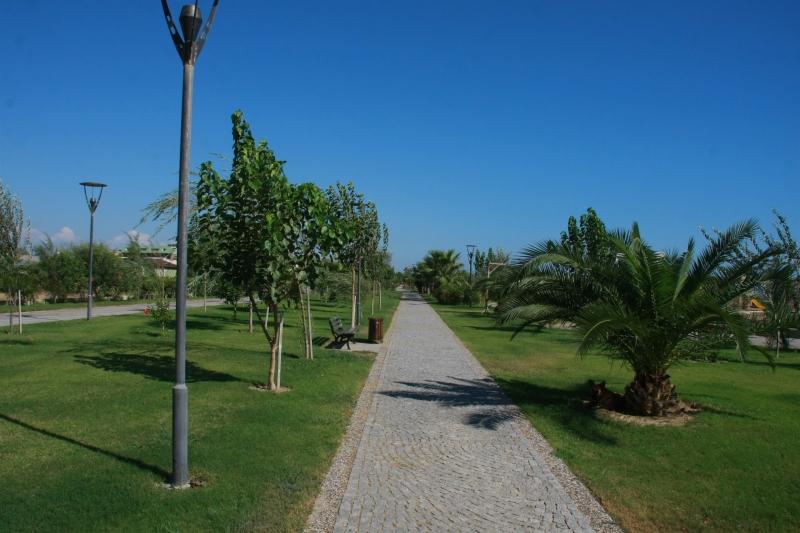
334 293 595 532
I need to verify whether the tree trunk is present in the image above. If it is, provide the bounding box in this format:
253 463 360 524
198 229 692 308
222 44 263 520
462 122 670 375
379 282 382 310
623 373 693 416
8 299 13 334
277 315 284 390
298 285 309 359
203 277 207 312
350 265 357 328
248 300 253 333
306 286 314 360
371 280 375 316
267 305 278 390
17 290 22 334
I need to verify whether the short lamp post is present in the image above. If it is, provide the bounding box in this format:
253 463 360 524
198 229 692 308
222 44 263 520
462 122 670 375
80 181 107 320
160 0 220 489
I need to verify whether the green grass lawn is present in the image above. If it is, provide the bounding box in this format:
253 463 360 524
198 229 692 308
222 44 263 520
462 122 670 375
431 303 800 532
14 299 153 312
0 290 399 532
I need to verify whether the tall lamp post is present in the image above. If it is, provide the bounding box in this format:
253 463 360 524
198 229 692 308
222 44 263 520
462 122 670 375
466 244 477 283
160 0 220 488
466 244 477 308
80 181 107 320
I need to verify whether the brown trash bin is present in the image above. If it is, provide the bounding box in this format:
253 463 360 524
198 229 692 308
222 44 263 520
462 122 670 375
368 317 384 343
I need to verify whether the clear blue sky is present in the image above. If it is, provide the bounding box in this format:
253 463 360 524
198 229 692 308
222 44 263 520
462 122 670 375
1 1 798 268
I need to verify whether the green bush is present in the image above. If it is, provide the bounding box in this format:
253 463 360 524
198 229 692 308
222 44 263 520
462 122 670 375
434 277 470 305
149 296 172 334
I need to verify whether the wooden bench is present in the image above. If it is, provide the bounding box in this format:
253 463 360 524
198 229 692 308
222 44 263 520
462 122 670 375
329 317 357 349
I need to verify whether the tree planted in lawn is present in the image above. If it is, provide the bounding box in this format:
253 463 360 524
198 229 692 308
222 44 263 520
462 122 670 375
498 209 775 416
326 183 382 327
0 179 29 333
287 182 347 359
194 111 295 390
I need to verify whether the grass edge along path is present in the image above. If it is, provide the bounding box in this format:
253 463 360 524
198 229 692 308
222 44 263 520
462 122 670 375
430 302 800 533
0 291 400 532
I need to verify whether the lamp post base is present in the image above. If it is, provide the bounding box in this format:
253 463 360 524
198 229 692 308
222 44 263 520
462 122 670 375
171 384 189 488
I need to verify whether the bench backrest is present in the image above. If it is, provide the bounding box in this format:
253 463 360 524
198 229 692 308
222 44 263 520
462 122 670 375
329 317 344 334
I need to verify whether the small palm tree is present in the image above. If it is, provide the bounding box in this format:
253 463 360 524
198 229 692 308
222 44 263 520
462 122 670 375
499 215 774 416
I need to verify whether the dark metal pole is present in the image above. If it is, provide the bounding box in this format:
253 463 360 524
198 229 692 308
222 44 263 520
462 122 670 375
172 60 194 489
161 0 219 488
87 210 95 320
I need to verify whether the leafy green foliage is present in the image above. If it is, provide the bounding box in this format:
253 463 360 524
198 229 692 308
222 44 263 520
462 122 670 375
496 209 777 415
0 179 29 322
149 295 172 334
193 111 353 384
33 237 83 302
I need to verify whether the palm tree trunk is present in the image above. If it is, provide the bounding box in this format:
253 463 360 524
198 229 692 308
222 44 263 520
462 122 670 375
623 373 684 416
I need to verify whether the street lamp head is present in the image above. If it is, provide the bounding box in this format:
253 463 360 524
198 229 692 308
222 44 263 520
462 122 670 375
161 0 219 64
79 181 107 213
179 4 203 43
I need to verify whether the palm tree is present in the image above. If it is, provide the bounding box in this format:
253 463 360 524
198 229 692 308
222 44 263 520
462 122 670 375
413 249 462 293
498 214 774 416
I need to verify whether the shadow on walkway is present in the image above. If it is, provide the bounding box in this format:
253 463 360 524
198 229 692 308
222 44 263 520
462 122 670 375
0 413 169 480
380 377 517 430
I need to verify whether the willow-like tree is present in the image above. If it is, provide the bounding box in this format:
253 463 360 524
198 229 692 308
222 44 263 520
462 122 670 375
194 111 295 390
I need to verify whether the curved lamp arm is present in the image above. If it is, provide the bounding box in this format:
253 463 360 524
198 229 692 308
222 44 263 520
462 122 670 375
191 0 220 63
161 0 220 64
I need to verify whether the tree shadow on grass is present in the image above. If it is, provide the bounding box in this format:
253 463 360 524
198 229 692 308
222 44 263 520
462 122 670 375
185 318 227 331
312 335 331 347
494 378 619 445
73 352 241 383
0 337 35 346
0 413 169 480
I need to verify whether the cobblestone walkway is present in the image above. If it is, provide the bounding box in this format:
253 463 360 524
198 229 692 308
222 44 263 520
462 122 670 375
333 293 596 532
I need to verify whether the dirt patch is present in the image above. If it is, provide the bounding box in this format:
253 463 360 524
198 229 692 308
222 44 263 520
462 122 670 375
248 384 291 393
594 407 694 427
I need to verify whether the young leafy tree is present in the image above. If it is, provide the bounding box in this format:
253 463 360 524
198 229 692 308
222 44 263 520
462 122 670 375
326 183 381 327
194 111 295 390
365 225 390 314
0 180 29 332
286 182 346 359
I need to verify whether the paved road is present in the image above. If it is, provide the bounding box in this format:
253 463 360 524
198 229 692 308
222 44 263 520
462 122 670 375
9 299 223 326
334 294 596 532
